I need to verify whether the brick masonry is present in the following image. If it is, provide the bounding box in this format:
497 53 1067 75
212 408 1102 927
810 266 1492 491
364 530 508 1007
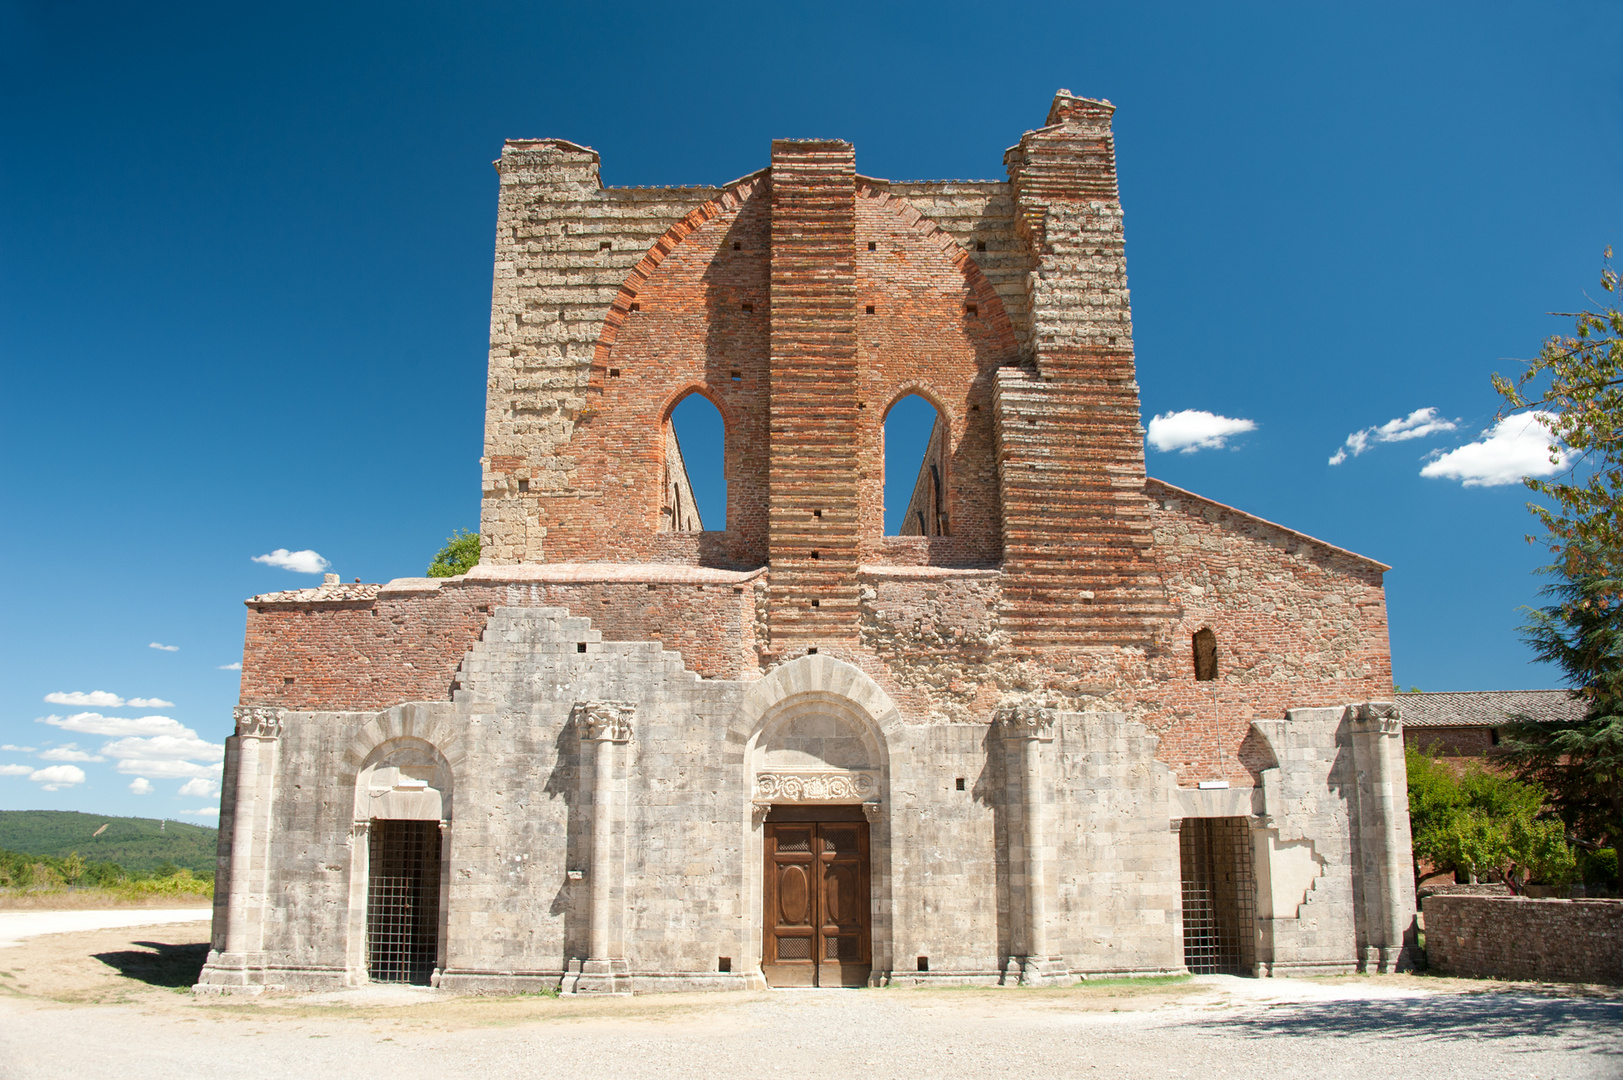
1423 896 1623 983
204 90 1418 994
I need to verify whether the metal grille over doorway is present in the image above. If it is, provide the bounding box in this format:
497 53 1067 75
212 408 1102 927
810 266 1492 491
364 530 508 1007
367 819 441 985
1179 816 1256 975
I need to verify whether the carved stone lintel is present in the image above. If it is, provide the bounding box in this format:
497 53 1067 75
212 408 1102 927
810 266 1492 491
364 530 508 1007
1353 701 1402 735
574 700 635 742
233 706 285 739
753 770 877 803
993 703 1056 741
751 801 771 826
861 802 881 823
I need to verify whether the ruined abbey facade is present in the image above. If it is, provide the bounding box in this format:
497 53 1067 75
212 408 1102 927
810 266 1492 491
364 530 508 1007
199 92 1416 993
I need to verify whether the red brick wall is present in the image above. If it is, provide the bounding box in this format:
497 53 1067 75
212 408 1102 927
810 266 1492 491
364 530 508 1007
1138 479 1392 784
1424 895 1623 983
240 579 758 711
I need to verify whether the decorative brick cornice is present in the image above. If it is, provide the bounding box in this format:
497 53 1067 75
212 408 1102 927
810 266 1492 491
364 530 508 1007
574 700 635 742
994 704 1057 740
232 706 285 739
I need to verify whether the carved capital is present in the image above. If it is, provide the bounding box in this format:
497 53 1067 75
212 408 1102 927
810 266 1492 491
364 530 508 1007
574 700 635 742
1353 701 1402 735
861 802 881 823
233 705 285 739
753 769 877 803
993 704 1056 741
751 801 772 826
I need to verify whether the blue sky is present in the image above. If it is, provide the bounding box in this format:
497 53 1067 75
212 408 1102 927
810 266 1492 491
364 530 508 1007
2 1 1619 819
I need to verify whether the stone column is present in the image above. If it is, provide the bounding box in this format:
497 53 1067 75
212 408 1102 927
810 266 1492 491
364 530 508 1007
196 706 283 992
1349 702 1418 972
995 705 1068 985
568 701 634 994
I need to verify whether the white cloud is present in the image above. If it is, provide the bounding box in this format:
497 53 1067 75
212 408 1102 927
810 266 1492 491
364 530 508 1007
113 759 222 780
179 807 220 819
29 765 86 791
217 662 242 671
149 642 179 652
129 777 154 795
1330 407 1459 465
1 745 36 753
37 744 104 763
178 777 221 798
253 548 331 574
126 697 175 708
1146 410 1258 453
44 690 124 707
39 712 196 739
1420 411 1569 488
0 764 33 777
101 734 223 763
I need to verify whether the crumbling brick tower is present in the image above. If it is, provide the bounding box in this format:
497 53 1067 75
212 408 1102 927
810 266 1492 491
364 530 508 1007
200 92 1417 994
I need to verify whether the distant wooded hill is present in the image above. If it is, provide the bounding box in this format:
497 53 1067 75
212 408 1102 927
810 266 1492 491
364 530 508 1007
0 810 218 876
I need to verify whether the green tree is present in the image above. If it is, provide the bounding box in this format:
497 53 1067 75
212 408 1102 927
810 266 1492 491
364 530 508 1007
1405 746 1576 886
1503 551 1623 849
61 851 85 885
427 529 481 578
1492 247 1623 580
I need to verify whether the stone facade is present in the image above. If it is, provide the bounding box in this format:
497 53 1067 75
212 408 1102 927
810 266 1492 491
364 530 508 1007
199 91 1418 994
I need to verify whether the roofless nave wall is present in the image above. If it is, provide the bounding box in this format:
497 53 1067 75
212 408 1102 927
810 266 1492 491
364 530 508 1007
200 91 1417 994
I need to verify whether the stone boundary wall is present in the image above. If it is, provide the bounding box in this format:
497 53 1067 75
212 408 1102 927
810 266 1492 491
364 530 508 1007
1423 895 1623 983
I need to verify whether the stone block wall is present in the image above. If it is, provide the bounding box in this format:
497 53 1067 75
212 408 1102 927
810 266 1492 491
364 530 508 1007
1424 896 1623 983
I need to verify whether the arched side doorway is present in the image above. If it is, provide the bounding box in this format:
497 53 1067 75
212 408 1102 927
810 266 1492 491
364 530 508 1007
735 655 904 987
347 730 455 986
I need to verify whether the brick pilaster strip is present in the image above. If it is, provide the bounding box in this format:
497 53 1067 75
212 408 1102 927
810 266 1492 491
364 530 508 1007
768 140 861 646
998 94 1174 646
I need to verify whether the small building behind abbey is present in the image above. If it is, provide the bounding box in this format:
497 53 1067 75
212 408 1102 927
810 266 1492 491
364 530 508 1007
199 91 1417 993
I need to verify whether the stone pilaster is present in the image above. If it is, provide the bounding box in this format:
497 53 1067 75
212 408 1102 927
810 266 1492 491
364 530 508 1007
1349 702 1419 972
994 704 1068 985
566 700 635 994
195 706 284 993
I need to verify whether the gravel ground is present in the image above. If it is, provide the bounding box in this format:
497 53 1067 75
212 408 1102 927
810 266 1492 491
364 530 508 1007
0 908 211 948
0 918 1618 1080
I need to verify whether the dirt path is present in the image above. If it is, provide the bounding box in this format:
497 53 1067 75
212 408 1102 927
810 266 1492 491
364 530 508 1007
0 922 1617 1080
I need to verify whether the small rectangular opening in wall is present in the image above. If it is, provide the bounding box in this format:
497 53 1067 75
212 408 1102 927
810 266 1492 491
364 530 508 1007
811 599 820 608
810 551 819 560
965 303 978 316
733 241 742 250
917 956 929 972
517 479 529 492
742 302 754 312
576 642 587 653
609 368 621 378
865 304 875 314
868 241 877 250
976 240 987 252
719 956 732 972
629 302 639 312
731 371 742 381
813 509 822 518
599 241 611 250
955 778 965 791
647 583 657 591
283 676 295 685
601 598 611 605
807 647 817 655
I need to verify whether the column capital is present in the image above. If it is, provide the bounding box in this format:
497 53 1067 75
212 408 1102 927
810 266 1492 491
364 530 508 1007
574 700 635 742
233 706 285 739
994 703 1056 741
1351 701 1402 735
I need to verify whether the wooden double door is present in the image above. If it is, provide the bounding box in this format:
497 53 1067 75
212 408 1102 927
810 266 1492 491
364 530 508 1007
763 818 871 987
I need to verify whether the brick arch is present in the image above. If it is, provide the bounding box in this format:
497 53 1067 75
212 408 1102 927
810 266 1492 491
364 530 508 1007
659 379 737 432
590 170 768 375
854 181 1020 356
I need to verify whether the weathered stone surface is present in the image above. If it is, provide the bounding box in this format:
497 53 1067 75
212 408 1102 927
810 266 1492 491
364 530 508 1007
201 91 1416 994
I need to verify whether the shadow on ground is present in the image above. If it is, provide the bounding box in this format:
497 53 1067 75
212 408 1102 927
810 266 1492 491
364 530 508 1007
92 941 209 989
1200 993 1623 1058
